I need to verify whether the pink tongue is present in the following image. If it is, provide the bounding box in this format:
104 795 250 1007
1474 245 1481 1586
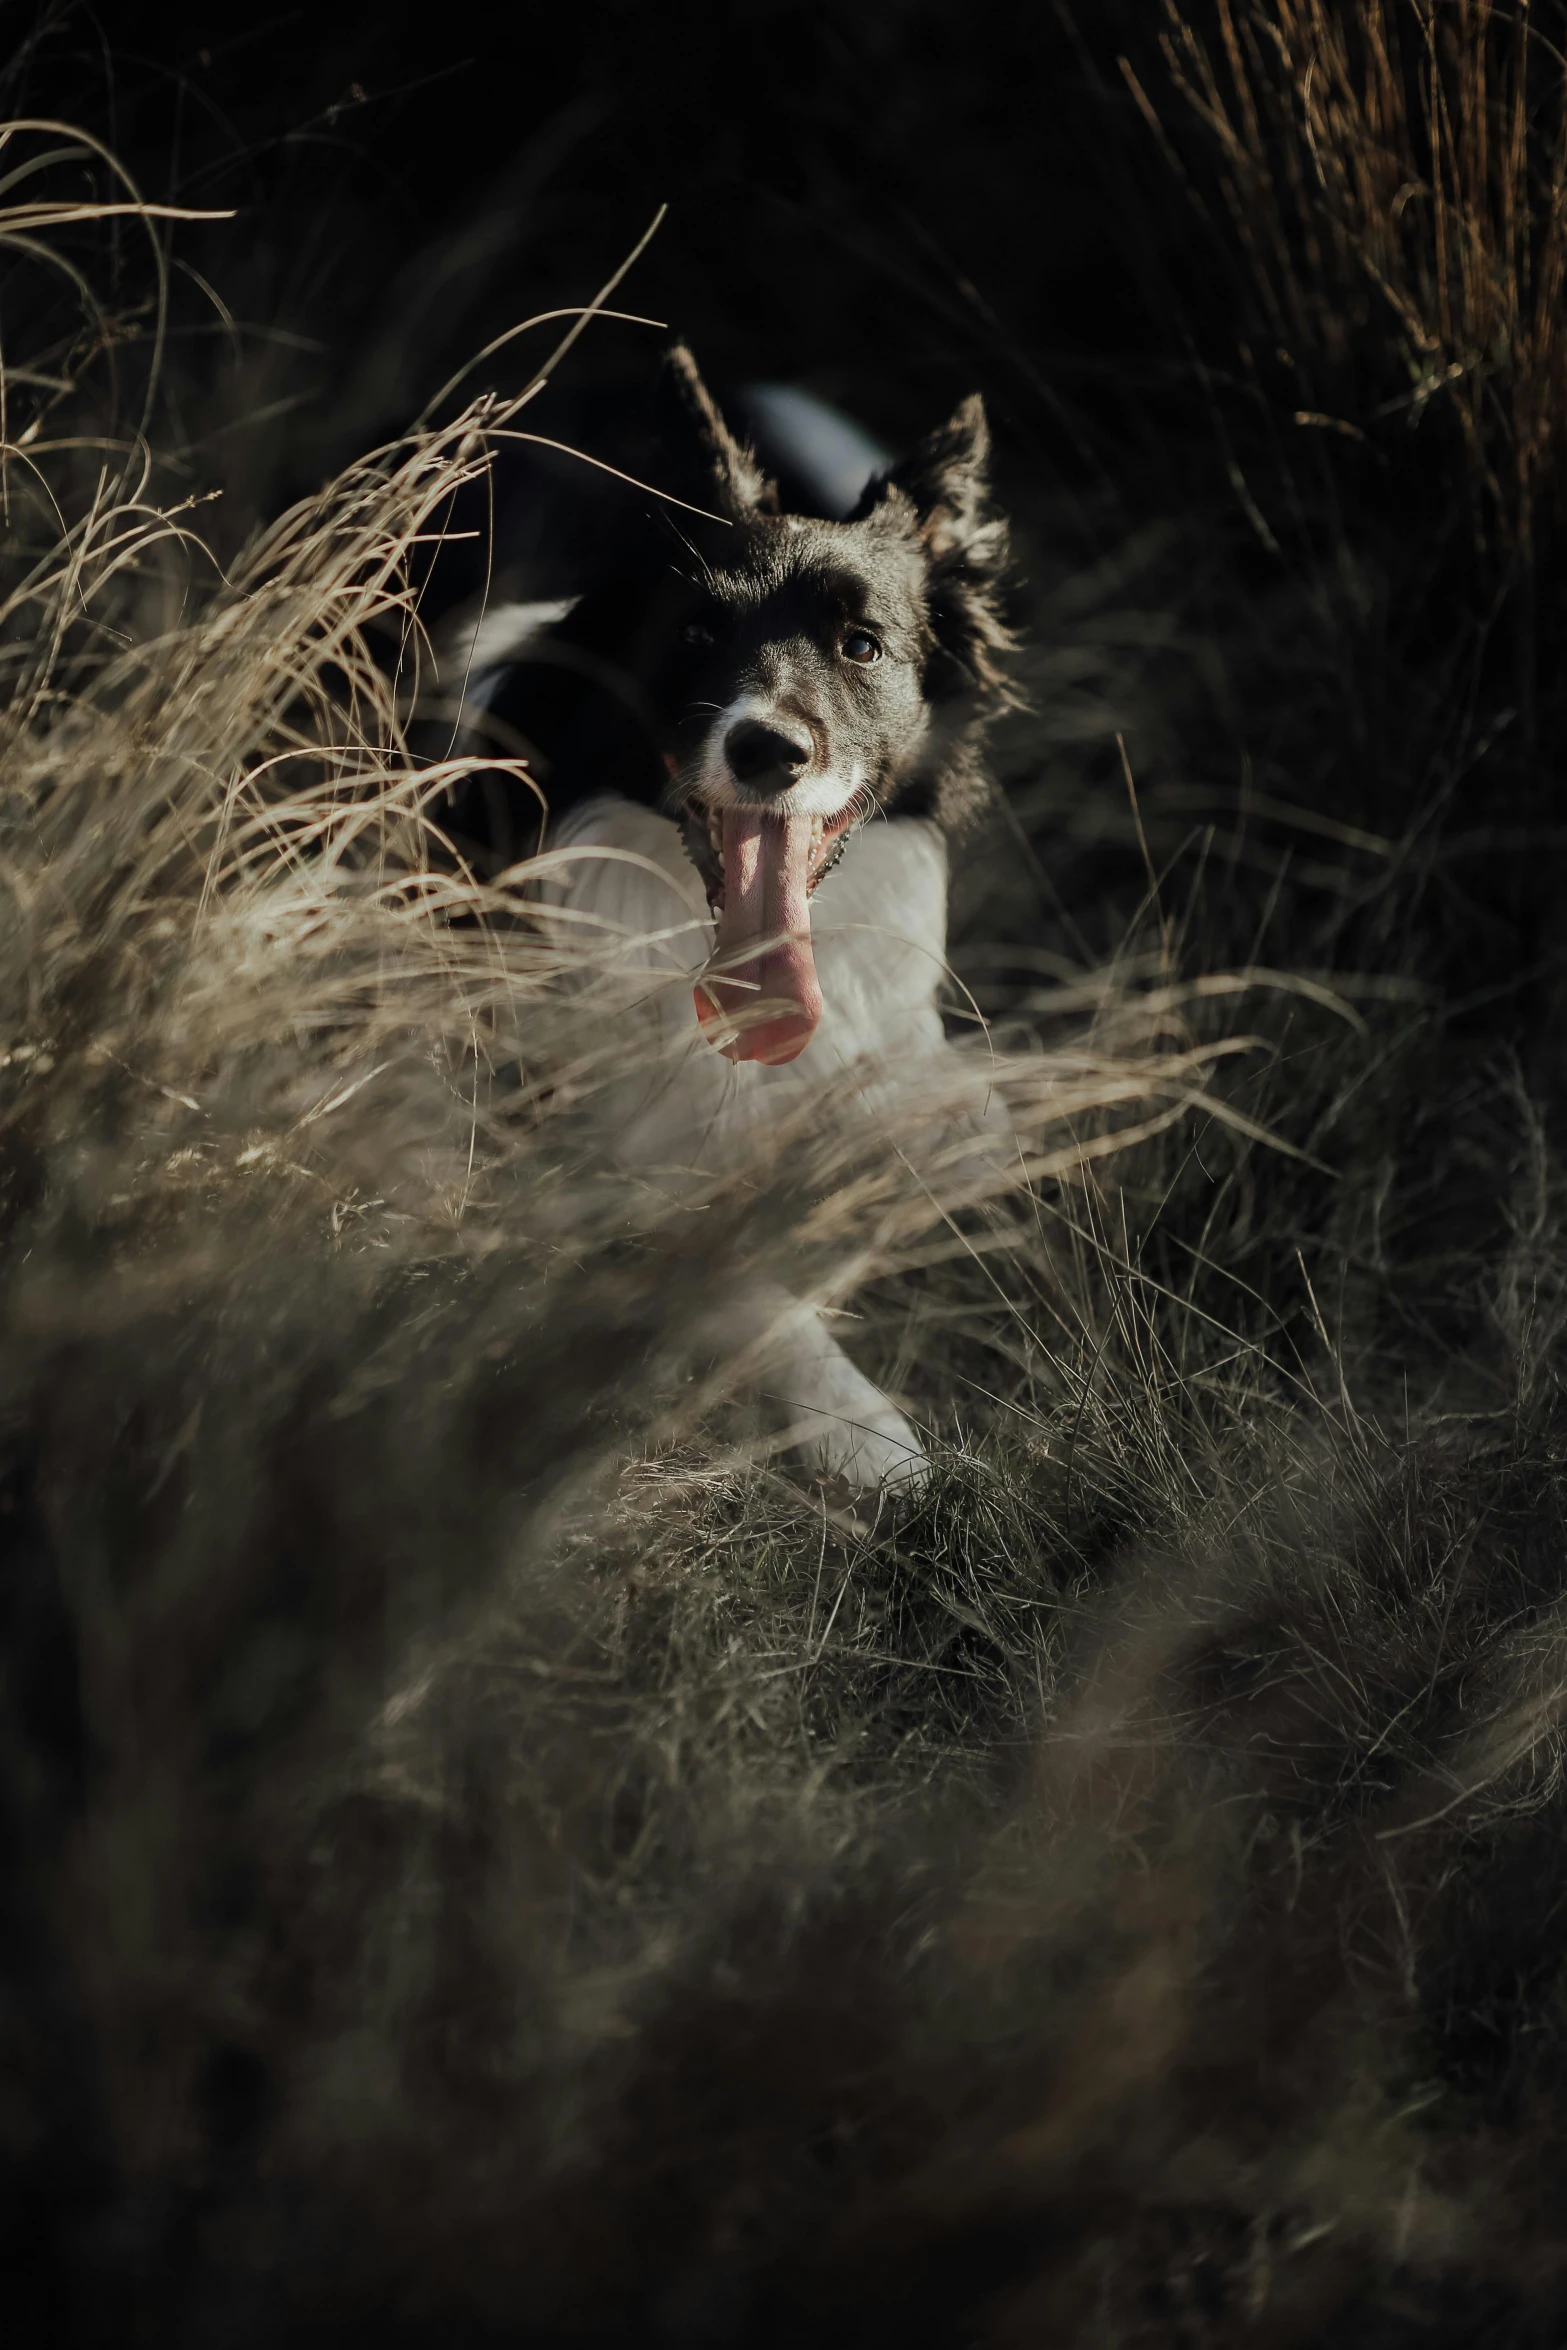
694 808 822 1065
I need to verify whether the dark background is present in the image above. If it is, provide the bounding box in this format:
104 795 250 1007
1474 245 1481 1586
85 1 1146 412
14 1 1175 522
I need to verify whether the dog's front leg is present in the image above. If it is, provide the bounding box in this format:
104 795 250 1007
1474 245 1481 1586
691 1278 929 1500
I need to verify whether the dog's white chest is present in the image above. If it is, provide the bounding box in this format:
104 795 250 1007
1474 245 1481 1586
537 797 949 1180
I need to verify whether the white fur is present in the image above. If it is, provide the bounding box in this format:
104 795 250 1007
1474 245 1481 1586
533 795 992 1498
447 598 580 683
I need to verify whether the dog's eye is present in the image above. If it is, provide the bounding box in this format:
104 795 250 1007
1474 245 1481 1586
842 629 881 665
683 621 715 649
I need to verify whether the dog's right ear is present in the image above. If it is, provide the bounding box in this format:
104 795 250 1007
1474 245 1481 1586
860 394 1002 567
855 394 1011 699
657 344 778 521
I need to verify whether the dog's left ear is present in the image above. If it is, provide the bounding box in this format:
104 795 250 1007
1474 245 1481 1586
884 394 998 561
854 393 1011 693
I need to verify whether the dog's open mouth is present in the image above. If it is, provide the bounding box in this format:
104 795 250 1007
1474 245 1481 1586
685 801 860 1066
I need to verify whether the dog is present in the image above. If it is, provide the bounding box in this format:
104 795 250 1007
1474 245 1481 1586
440 348 1011 1497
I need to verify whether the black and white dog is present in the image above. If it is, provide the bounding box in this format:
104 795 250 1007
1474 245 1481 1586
444 347 1011 1496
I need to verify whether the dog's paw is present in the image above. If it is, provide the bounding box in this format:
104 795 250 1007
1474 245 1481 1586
706 1280 931 1505
787 1369 930 1502
808 1408 930 1502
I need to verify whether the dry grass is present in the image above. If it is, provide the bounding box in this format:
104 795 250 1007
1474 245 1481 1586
1127 0 1567 568
7 34 1567 2344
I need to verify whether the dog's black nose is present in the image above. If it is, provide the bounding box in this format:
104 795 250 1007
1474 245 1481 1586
725 719 813 791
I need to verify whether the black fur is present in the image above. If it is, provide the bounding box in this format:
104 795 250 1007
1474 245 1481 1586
444 347 1011 872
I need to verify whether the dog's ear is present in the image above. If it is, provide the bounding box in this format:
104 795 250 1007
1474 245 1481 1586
882 393 999 564
658 343 778 521
856 393 1011 695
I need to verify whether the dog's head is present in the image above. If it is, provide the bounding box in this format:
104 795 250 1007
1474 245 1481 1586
651 347 1009 1066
